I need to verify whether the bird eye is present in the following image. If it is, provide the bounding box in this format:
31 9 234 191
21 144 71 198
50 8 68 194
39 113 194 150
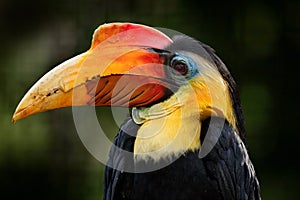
171 60 188 76
170 55 197 80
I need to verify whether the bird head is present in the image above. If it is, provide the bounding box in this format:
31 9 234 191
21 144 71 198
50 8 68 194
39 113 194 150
12 23 245 159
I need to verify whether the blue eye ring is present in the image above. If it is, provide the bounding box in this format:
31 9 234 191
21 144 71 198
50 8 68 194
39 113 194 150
170 54 198 79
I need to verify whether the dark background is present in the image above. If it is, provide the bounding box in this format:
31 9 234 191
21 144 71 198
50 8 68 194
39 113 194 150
1 0 300 199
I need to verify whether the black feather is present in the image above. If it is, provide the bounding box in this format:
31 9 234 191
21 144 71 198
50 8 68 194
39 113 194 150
104 117 260 200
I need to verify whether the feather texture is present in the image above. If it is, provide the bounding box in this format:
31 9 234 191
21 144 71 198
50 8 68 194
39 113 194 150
104 117 260 200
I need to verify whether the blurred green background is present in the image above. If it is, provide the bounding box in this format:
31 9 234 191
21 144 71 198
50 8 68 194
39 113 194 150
1 0 300 199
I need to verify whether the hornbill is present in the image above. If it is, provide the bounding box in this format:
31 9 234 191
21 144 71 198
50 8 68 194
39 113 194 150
12 23 260 200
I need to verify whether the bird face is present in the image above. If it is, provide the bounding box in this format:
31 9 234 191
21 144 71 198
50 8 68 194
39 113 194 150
130 48 235 160
12 23 237 159
11 23 260 198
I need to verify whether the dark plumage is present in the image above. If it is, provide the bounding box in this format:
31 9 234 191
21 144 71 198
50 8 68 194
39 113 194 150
104 117 260 200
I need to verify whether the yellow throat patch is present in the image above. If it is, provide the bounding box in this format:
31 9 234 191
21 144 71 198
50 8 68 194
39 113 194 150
132 56 236 162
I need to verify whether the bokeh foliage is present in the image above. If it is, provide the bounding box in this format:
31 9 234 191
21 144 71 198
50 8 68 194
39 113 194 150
1 0 300 199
